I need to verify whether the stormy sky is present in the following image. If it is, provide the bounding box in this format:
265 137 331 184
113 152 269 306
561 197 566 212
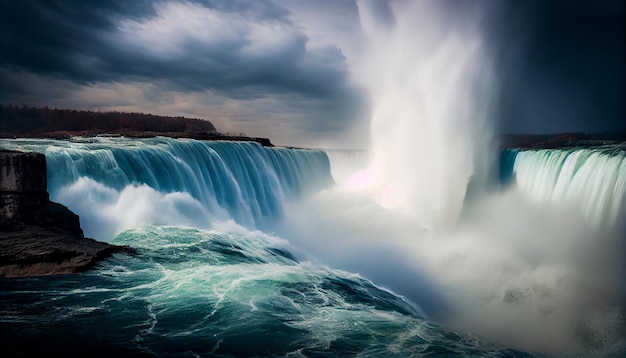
1 0 623 146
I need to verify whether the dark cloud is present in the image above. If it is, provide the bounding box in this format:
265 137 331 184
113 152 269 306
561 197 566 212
0 0 366 147
0 0 155 78
7 0 618 143
0 0 351 100
495 0 625 133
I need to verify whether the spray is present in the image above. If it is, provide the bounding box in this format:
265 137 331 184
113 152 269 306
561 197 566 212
287 0 625 355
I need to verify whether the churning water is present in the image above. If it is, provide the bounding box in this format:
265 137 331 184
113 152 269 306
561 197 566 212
1 0 624 356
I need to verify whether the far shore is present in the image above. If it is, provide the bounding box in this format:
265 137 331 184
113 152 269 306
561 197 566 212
3 129 626 151
0 130 275 147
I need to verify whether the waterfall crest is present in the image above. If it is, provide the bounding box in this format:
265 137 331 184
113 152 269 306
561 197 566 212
1 137 333 240
502 147 626 226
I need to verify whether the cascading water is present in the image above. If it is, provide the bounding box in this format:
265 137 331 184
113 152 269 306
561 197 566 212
1 0 624 356
2 137 333 240
294 0 624 355
503 147 626 226
0 137 532 357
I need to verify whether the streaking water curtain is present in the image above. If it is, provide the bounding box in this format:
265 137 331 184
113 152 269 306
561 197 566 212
1 1 624 357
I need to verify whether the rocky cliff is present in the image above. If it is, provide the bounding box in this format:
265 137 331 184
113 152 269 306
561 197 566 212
0 150 133 277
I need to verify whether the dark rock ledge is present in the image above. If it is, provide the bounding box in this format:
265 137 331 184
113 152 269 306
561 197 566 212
0 150 134 278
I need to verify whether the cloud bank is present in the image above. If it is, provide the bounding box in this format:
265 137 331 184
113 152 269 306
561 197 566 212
1 0 623 146
0 0 364 147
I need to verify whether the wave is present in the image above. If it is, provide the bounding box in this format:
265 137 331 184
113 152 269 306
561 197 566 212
0 224 530 357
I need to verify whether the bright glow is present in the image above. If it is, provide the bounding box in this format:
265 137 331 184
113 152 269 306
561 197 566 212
347 169 374 191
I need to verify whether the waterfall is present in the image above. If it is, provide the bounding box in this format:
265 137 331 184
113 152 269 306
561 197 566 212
1 137 333 240
502 147 626 226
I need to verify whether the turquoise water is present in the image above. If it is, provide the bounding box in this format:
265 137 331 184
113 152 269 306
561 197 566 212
0 225 529 357
500 147 626 226
3 137 332 240
1 138 624 356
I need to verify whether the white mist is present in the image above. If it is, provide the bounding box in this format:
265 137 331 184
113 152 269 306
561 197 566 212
353 0 496 230
283 0 623 356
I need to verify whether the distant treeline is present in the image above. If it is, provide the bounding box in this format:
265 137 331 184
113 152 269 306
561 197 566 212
501 130 626 149
0 105 216 135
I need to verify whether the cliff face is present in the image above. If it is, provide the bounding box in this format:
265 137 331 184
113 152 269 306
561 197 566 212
0 151 48 221
0 150 133 277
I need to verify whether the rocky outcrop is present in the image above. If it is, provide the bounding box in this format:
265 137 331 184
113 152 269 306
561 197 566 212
0 150 134 278
0 151 48 221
